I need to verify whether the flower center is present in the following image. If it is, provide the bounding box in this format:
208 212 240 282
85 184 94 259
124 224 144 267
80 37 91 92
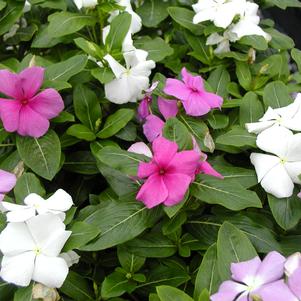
159 168 165 175
280 158 287 164
20 98 29 105
34 246 42 255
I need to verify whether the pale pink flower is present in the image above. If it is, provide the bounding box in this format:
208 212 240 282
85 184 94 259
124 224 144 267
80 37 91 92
0 67 64 137
0 170 16 202
136 137 200 208
164 67 223 116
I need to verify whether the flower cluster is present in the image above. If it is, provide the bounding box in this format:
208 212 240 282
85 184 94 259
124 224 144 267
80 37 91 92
246 95 301 198
211 251 301 301
0 189 78 288
192 0 271 54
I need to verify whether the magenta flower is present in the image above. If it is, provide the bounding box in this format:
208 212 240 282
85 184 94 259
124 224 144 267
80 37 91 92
211 251 297 301
0 170 16 201
0 67 64 138
136 137 200 208
164 67 223 117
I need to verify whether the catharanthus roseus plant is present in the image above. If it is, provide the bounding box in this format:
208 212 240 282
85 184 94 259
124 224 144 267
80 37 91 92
1 0 301 300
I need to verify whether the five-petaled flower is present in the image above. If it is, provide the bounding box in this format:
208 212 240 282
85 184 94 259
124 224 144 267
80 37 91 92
0 67 64 138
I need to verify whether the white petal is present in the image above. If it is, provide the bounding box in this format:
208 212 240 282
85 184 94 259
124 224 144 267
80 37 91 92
73 0 83 10
214 40 231 54
192 0 214 12
33 255 69 288
102 25 110 44
250 153 280 182
245 121 275 134
105 77 133 104
286 133 301 162
232 20 270 41
0 252 35 286
0 202 28 212
206 33 224 46
60 251 80 268
285 162 301 184
104 54 126 79
214 3 239 28
45 189 73 212
275 98 300 119
24 193 45 207
6 207 36 223
42 230 71 257
259 107 279 121
128 142 152 158
256 126 293 158
193 8 215 24
130 60 155 77
128 11 142 34
0 223 35 256
261 164 294 198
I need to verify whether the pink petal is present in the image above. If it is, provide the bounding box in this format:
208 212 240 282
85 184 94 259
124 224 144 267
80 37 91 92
143 115 164 142
137 161 159 179
137 97 151 121
0 69 22 99
128 142 152 158
231 256 261 285
158 97 178 120
29 89 64 119
152 136 178 167
202 91 223 109
255 251 286 285
18 106 49 137
0 170 16 193
168 150 200 177
19 67 44 99
0 99 21 132
164 78 191 101
211 280 247 301
197 161 224 179
288 267 301 299
181 67 204 91
182 92 211 117
136 175 168 208
255 280 298 301
163 173 192 206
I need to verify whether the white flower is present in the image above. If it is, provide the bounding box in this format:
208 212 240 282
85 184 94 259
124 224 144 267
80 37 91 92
24 1 31 13
251 126 301 198
60 251 80 268
246 94 301 134
109 0 142 34
73 0 98 10
206 29 238 54
128 142 152 157
285 252 301 277
104 48 155 104
192 0 246 29
1 189 73 223
0 214 72 287
231 2 271 41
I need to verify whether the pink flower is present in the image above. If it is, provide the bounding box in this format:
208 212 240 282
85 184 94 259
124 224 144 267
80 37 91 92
164 67 223 117
0 67 64 138
136 137 200 208
0 170 16 201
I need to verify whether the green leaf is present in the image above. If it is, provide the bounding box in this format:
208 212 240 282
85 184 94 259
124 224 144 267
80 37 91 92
163 118 192 150
64 221 101 251
194 244 220 299
45 55 88 82
118 245 145 273
64 151 98 175
263 81 293 109
67 124 96 141
136 0 169 27
74 37 104 60
14 173 45 204
265 28 295 50
207 66 230 99
106 12 132 51
217 222 257 280
134 37 174 62
239 36 268 50
268 191 301 230
97 109 135 139
235 61 252 91
157 286 194 301
291 48 301 72
207 113 229 130
0 1 24 35
16 130 61 181
168 7 204 35
48 11 96 37
60 271 94 301
78 198 160 251
14 284 33 301
239 91 264 126
192 175 262 211
216 126 256 148
91 67 115 84
265 0 301 9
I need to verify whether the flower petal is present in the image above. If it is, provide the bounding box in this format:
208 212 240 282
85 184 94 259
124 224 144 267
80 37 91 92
157 97 178 120
0 99 22 133
201 91 223 109
164 78 191 101
152 136 178 167
256 126 293 158
286 133 301 161
33 254 69 288
18 105 50 137
181 67 204 91
29 89 64 119
136 175 168 208
143 115 164 142
285 161 301 185
0 252 35 287
192 7 215 24
261 164 294 198
6 207 36 223
0 223 35 256
288 267 301 299
104 54 126 79
0 70 21 99
245 120 275 134
137 161 158 179
197 161 224 179
214 2 240 28
45 189 73 212
182 92 211 116
210 280 247 301
128 142 152 158
163 173 192 206
19 67 44 99
285 252 301 277
0 170 16 193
